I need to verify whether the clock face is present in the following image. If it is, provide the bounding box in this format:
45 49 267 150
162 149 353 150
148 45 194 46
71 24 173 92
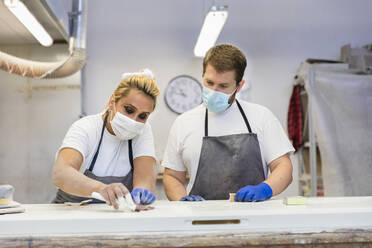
164 75 202 114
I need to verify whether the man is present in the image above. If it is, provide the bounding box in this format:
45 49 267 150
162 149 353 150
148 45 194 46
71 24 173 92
162 44 294 202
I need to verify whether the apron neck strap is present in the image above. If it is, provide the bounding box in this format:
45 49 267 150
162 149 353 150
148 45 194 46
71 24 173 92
128 139 134 169
88 112 134 172
88 112 109 171
204 100 252 137
236 100 252 133
204 108 209 137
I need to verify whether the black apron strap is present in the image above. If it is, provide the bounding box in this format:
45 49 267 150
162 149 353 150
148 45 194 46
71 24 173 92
88 112 109 172
236 100 252 133
204 109 208 137
128 139 134 169
204 100 252 137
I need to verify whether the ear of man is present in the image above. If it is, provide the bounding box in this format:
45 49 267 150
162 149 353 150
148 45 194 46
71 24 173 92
236 79 245 93
228 80 245 104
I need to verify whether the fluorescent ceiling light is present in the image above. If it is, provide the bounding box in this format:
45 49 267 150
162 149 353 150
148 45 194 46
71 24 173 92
4 0 53 47
194 5 228 57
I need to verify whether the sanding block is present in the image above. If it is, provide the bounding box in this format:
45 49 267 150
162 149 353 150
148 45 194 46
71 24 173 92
283 196 307 205
0 185 25 215
0 184 14 204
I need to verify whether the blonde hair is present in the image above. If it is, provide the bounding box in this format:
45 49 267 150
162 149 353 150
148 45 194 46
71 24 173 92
110 71 160 109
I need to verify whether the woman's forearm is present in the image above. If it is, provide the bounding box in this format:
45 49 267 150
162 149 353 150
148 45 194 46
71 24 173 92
53 163 105 197
53 148 105 197
132 156 156 192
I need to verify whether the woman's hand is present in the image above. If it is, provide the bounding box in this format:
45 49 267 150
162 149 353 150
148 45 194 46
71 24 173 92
99 183 129 209
131 188 156 205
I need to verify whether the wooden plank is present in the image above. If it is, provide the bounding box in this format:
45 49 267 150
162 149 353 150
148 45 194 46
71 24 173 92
1 229 372 248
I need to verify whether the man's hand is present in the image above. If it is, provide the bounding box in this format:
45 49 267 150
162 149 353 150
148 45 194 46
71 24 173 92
180 195 205 201
235 182 273 202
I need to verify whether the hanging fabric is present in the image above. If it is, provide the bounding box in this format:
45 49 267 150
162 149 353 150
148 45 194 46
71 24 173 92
287 83 304 151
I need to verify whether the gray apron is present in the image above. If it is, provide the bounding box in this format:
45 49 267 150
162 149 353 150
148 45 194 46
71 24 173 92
52 113 134 203
189 100 265 200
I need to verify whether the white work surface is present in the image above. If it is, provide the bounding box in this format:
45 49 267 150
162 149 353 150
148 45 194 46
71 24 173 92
1 196 372 236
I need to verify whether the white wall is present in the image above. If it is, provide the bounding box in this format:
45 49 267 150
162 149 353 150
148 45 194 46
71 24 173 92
0 45 80 203
1 0 371 202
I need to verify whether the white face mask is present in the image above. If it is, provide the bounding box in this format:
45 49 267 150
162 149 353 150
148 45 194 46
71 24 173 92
110 111 145 140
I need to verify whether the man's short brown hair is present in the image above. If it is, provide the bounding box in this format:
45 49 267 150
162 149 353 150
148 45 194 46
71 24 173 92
203 44 247 84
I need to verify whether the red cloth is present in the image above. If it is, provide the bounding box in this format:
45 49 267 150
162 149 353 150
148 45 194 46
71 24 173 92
287 84 303 151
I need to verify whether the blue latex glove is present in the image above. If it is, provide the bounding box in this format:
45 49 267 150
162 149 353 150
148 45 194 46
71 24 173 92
235 182 273 202
180 195 205 201
130 188 156 205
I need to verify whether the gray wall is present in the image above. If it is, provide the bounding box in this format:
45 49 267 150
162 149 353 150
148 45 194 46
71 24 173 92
1 0 372 203
0 45 80 203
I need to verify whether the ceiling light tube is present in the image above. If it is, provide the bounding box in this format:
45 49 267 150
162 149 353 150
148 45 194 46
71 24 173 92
194 5 228 57
4 0 53 47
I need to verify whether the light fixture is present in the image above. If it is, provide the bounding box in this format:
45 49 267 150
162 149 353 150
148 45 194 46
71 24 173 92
4 0 53 47
194 5 228 57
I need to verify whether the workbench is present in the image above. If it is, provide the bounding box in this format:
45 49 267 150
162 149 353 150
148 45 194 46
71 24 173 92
1 196 372 247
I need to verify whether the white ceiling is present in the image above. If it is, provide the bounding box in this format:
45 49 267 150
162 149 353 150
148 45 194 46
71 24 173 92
1 0 371 47
0 0 70 45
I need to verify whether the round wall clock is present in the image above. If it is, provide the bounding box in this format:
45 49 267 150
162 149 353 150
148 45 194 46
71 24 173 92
164 75 202 114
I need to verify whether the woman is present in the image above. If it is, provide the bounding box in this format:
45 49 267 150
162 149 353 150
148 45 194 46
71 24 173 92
53 69 159 209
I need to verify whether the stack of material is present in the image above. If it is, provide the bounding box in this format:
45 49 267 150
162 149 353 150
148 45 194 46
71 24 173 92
0 185 25 215
341 44 372 74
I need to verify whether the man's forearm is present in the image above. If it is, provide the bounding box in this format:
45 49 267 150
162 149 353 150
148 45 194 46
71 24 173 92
265 156 293 196
163 174 187 201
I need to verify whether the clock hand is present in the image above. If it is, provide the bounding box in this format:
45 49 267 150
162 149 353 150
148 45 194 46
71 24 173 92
174 89 187 97
178 89 187 97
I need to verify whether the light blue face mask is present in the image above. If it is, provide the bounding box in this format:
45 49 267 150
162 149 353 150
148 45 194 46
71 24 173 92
202 86 237 113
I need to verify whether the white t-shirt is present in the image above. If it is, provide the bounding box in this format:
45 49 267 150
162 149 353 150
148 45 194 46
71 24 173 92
58 113 156 177
162 99 295 194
